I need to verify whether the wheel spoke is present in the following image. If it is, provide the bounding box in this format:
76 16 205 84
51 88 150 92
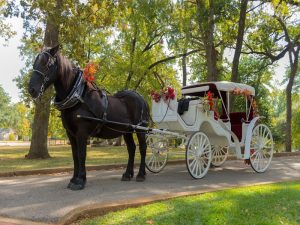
192 159 198 174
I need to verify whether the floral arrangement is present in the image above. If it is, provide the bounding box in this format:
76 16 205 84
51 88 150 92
150 87 175 103
83 61 98 82
232 88 252 96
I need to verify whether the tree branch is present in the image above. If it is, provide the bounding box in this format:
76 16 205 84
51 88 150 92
134 49 200 90
243 41 289 62
148 49 200 70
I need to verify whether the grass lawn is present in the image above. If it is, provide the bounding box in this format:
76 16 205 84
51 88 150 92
0 145 184 173
76 181 300 225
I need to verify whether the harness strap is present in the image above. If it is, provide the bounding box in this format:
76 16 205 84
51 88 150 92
101 91 108 120
86 89 109 137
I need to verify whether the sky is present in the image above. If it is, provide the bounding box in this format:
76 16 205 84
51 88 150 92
0 17 25 103
0 17 289 103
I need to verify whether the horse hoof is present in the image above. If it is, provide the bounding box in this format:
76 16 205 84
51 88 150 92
68 182 85 191
67 182 73 189
136 174 145 182
121 173 131 181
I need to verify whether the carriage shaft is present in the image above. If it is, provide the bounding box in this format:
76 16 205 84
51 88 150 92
77 114 185 139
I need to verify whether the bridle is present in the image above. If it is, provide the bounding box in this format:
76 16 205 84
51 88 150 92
32 51 58 99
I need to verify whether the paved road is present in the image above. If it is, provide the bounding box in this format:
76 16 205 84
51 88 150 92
0 156 299 224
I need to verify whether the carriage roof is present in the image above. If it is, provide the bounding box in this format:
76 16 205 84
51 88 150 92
181 81 255 96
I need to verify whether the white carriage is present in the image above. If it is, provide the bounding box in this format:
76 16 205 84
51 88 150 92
146 81 274 179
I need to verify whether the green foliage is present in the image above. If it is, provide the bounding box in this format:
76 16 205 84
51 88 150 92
13 102 32 139
0 0 16 45
48 108 66 139
0 85 14 128
0 85 31 138
77 181 300 225
95 0 181 98
8 133 16 141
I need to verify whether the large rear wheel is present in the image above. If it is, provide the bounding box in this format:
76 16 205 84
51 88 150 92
249 124 274 173
186 132 212 179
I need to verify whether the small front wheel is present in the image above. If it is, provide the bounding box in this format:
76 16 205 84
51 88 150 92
186 132 212 179
146 136 168 173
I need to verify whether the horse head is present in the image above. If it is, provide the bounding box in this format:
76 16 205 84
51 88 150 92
28 45 60 99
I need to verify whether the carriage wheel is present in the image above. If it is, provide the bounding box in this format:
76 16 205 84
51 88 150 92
186 132 212 179
146 136 168 173
249 124 274 173
211 145 228 167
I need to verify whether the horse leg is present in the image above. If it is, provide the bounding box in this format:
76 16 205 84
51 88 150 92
68 135 88 190
67 132 79 188
136 132 147 182
122 134 136 181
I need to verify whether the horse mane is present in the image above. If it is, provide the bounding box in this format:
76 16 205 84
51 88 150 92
56 53 76 90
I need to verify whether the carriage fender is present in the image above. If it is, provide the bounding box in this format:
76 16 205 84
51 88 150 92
244 116 263 159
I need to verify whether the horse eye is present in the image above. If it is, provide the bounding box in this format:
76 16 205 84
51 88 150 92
41 55 48 65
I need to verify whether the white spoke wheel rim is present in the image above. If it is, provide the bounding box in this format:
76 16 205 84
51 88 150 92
146 136 168 173
211 145 228 167
249 124 274 173
186 132 212 179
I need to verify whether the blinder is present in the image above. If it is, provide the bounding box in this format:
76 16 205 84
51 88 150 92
32 50 58 98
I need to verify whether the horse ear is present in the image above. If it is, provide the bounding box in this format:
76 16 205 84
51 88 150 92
49 44 60 56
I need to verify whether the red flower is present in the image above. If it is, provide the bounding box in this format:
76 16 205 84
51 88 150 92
150 86 176 102
206 91 214 110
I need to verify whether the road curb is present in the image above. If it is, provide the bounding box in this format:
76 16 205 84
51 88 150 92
0 152 299 178
58 179 300 225
0 216 52 225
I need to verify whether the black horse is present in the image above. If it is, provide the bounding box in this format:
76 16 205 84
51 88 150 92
28 45 149 190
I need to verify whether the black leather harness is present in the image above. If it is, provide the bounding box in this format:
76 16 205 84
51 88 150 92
54 70 86 111
53 70 108 123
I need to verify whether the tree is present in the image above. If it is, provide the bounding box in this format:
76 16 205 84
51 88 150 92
13 103 31 140
0 85 13 128
12 0 123 156
244 1 300 152
0 0 16 45
17 0 63 158
95 0 181 97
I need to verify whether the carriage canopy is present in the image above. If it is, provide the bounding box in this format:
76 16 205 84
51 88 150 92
181 81 255 96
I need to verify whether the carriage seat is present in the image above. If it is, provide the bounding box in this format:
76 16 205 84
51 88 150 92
220 112 250 141
179 98 201 126
177 98 199 115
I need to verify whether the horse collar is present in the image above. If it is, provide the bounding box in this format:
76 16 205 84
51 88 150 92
53 70 85 110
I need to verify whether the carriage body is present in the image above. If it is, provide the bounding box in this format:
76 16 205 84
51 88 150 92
147 81 274 178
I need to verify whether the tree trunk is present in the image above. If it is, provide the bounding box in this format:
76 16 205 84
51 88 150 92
182 53 187 86
27 91 52 158
196 0 218 81
285 47 299 152
27 0 62 159
231 0 248 83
